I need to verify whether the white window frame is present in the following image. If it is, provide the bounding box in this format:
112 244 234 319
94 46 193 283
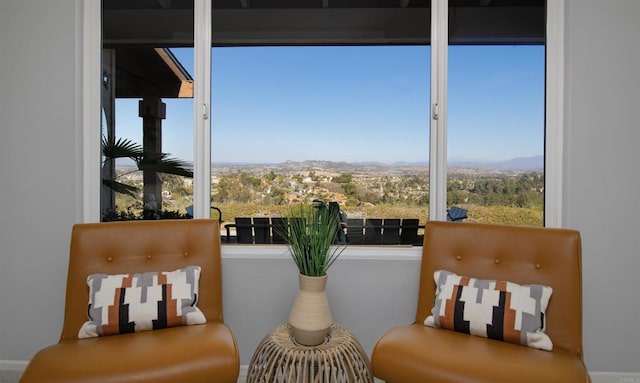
193 0 213 219
82 0 101 223
429 0 449 222
83 0 565 238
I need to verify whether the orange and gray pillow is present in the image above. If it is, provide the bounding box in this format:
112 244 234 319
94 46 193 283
424 269 553 351
78 265 206 339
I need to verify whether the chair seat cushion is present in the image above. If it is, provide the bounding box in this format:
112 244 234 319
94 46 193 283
20 323 239 383
372 324 589 383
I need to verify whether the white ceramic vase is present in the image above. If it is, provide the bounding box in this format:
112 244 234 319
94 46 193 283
288 273 333 346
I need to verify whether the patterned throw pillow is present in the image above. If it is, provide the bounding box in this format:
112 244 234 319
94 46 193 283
424 269 553 351
78 266 206 339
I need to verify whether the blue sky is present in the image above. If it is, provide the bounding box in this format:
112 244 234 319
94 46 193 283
114 45 544 164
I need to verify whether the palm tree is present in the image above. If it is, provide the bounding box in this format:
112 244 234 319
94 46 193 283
101 136 193 219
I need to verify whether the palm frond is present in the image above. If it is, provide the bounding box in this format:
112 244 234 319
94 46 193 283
102 178 139 197
137 152 193 178
101 136 143 160
101 136 193 198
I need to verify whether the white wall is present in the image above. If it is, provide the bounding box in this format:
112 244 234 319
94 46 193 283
564 0 640 372
1 0 639 376
220 249 421 364
0 0 83 361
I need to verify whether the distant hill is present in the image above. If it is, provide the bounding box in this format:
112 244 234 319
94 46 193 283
211 156 543 172
449 155 543 171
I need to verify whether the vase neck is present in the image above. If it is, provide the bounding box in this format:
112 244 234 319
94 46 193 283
298 273 328 292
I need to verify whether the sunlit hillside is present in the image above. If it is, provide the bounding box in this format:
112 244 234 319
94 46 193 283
110 161 544 228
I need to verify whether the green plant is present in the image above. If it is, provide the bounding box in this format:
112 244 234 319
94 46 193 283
101 135 195 221
102 208 191 221
101 136 193 197
275 201 346 277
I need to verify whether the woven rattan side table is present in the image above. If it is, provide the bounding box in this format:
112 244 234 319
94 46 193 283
246 323 373 383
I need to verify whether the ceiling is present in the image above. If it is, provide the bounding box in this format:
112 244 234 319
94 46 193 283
109 48 193 98
102 0 544 10
103 0 545 47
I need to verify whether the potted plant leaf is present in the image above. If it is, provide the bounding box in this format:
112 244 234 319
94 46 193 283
275 200 347 346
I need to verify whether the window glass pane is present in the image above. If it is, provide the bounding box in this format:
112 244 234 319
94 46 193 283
211 46 430 245
101 1 194 221
447 3 545 226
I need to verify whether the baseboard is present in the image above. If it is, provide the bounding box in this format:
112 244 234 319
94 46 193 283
0 360 27 372
237 365 247 383
2 361 637 383
237 370 640 383
589 372 640 383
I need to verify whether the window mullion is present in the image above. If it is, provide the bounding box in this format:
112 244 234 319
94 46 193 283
429 0 448 221
193 0 212 219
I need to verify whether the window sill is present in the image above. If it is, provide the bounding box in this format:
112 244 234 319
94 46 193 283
221 244 423 261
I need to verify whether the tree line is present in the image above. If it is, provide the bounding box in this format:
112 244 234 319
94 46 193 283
108 168 543 227
211 170 544 209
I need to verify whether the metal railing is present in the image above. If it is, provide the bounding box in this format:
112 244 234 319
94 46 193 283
223 217 426 246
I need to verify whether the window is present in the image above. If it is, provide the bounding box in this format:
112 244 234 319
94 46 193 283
89 0 564 241
100 2 195 222
446 2 546 227
210 45 430 244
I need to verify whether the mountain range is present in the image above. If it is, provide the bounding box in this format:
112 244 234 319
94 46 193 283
212 155 544 171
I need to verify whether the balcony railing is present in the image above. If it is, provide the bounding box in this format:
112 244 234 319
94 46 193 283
223 217 426 246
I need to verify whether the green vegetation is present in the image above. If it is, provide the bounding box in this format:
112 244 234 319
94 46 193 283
101 136 194 221
113 166 544 228
102 136 193 197
108 173 193 221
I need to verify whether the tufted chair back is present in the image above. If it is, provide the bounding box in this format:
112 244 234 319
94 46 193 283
60 219 224 341
415 221 583 358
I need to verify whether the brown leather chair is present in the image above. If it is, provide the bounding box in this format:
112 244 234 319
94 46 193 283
20 219 239 383
371 221 590 383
